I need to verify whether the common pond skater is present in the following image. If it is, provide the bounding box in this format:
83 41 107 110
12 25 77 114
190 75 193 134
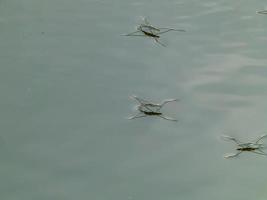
128 95 178 121
221 134 267 158
123 17 185 47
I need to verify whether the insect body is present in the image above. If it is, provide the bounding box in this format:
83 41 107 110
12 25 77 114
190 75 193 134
138 26 160 38
221 134 267 158
128 95 178 121
138 105 162 115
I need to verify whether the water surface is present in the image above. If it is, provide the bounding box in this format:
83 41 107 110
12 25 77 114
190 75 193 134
1 0 267 199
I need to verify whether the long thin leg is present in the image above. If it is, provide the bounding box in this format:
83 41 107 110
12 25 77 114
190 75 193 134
221 135 240 145
157 28 186 35
258 148 267 155
160 99 178 107
128 112 141 120
255 134 267 144
155 99 178 112
224 151 242 159
130 95 151 105
158 115 177 122
154 38 166 47
128 113 147 120
130 95 142 104
122 30 143 36
124 34 147 37
251 150 267 156
158 27 186 31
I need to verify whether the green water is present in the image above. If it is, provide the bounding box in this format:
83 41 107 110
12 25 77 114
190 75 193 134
1 0 267 199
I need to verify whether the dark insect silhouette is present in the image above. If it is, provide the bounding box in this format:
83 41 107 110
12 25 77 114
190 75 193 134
128 95 178 121
221 134 267 158
123 17 185 47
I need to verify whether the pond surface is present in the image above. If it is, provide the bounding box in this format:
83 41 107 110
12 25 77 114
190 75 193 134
1 0 267 199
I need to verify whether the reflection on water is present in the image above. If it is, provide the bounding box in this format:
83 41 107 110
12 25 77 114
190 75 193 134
1 0 267 200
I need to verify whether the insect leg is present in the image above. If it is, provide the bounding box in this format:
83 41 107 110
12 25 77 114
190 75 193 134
220 135 240 145
251 150 267 156
130 95 151 105
128 113 147 120
130 95 142 104
160 99 178 107
154 38 166 47
259 149 267 155
254 147 267 155
158 115 177 122
255 134 267 144
157 28 186 35
224 151 242 159
122 30 144 36
155 99 178 111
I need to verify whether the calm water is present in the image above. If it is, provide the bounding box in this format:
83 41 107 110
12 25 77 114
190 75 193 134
1 0 267 199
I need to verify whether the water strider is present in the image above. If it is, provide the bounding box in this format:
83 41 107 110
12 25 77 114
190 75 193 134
128 95 178 121
221 134 267 158
123 17 186 47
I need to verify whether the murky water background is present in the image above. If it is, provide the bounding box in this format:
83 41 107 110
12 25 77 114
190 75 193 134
1 0 267 199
